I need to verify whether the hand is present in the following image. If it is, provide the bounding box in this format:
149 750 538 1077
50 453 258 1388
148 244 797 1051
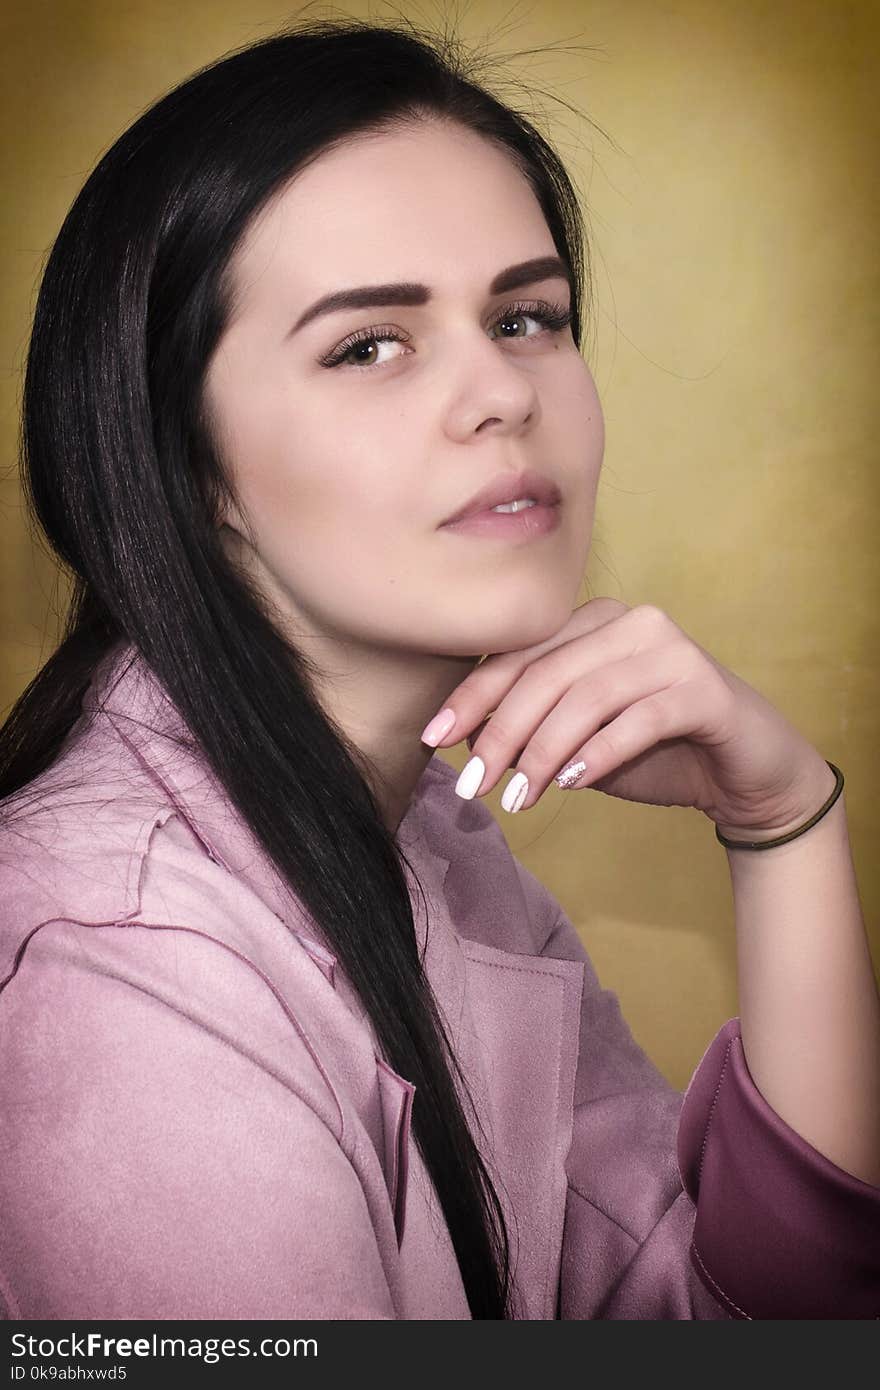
420 598 835 835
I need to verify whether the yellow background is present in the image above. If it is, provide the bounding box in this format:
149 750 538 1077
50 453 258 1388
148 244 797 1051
2 0 877 1089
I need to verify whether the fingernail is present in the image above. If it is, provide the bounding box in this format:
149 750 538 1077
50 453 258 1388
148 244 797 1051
501 771 529 814
556 760 587 790
455 755 485 800
420 707 456 747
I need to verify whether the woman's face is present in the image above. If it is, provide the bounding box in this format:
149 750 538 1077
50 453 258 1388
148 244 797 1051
203 119 604 664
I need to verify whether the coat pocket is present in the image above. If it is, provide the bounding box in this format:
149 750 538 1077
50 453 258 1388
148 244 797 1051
374 1056 416 1247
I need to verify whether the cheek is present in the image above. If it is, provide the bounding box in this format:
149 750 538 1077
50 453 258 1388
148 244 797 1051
569 358 604 435
223 400 341 534
574 378 605 484
236 431 406 581
544 359 604 477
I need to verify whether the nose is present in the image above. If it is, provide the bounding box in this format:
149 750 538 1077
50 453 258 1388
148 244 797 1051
442 329 540 441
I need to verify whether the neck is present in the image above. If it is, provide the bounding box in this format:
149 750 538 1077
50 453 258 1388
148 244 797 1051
309 642 480 837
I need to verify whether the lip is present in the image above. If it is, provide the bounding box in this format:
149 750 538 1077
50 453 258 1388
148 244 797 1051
440 500 562 542
439 469 562 527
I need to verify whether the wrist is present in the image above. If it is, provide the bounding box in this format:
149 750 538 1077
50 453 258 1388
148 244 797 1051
714 757 840 846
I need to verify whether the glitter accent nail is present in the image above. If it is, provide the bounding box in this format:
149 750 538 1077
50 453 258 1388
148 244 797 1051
501 771 529 814
556 759 586 790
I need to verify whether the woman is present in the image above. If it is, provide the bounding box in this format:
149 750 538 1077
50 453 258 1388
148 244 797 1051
1 16 877 1321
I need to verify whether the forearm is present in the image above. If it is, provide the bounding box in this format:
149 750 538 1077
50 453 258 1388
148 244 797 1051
723 774 880 1186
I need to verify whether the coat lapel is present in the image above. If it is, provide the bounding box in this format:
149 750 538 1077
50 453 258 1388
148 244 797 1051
398 806 583 1318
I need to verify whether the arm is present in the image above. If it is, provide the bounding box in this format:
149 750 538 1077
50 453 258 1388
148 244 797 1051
721 762 880 1186
518 856 880 1319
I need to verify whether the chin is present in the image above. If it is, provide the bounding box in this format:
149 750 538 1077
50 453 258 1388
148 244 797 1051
472 603 575 658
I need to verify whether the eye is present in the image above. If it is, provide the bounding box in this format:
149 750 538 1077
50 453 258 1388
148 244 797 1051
318 298 574 373
488 299 573 343
319 325 412 371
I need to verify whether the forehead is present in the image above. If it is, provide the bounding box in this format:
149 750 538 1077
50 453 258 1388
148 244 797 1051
227 121 555 308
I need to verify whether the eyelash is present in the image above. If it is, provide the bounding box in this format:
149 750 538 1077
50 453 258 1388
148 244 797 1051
318 299 574 371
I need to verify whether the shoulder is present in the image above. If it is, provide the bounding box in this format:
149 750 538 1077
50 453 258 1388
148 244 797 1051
0 642 287 942
0 687 331 1014
0 648 292 1023
0 741 359 1144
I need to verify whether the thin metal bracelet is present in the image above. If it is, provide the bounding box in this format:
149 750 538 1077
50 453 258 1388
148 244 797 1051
714 760 844 851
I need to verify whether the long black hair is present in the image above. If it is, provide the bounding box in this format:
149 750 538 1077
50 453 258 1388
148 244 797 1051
0 11 592 1318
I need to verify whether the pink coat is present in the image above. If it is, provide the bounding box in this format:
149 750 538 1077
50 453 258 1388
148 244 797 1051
1 645 878 1319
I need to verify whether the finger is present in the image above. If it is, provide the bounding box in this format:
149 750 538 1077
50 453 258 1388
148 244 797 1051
466 718 491 751
455 616 687 789
419 599 634 749
466 648 681 809
548 685 705 795
421 602 659 752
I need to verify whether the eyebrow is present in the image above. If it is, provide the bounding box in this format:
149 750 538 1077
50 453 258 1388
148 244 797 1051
288 255 573 336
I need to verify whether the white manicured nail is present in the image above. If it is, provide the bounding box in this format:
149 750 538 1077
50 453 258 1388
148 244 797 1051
501 771 529 814
455 755 485 800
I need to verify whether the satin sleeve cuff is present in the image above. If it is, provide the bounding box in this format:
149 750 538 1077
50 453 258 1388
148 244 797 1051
677 1017 880 1319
